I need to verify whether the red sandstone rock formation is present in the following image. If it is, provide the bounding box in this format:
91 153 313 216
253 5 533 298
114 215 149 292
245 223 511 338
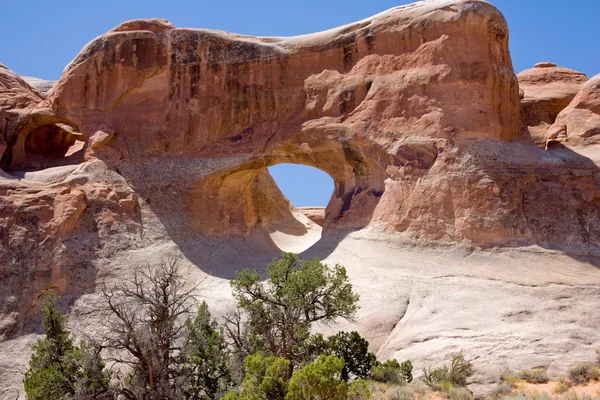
299 207 326 227
548 73 600 147
518 63 588 145
0 3 599 391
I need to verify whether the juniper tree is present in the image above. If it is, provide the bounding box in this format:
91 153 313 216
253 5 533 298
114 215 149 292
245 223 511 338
225 253 360 377
24 291 113 400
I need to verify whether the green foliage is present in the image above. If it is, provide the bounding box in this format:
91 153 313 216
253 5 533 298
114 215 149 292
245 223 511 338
422 365 451 391
383 384 416 400
23 291 112 400
237 354 290 400
286 355 348 400
422 351 473 390
73 340 114 399
445 386 473 400
24 291 80 400
518 368 549 384
489 382 513 399
447 351 473 387
553 379 572 395
568 363 599 385
179 301 233 399
371 359 413 385
348 378 371 400
227 253 360 372
227 355 365 400
324 331 376 381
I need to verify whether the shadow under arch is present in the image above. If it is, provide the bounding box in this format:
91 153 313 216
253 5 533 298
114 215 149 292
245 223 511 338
116 140 388 279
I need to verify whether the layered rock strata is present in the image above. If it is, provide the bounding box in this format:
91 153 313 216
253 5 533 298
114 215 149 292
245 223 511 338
517 63 588 145
1 0 600 396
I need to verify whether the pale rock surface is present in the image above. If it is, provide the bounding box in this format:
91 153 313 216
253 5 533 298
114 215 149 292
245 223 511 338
0 1 599 398
21 76 58 99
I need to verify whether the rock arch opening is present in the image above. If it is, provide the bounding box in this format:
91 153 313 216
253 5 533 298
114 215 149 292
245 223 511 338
1 122 86 171
267 163 334 252
23 124 85 170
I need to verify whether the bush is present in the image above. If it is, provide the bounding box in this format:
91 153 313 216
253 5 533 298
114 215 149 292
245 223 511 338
371 359 413 385
422 351 473 390
422 365 451 391
489 382 513 399
499 370 520 388
568 363 599 385
286 355 348 400
384 385 416 400
447 352 473 387
325 331 376 381
518 368 549 384
446 386 473 400
348 378 371 400
553 379 572 395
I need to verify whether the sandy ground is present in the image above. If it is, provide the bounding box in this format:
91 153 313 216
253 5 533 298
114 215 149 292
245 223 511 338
519 380 600 397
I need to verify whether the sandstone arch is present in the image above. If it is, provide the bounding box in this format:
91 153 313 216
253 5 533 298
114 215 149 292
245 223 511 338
1 2 600 394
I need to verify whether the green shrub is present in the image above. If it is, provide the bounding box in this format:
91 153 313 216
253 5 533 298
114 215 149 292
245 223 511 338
422 365 451 391
518 368 549 384
325 331 376 381
447 351 473 387
371 359 413 385
446 386 473 400
422 350 473 390
286 355 348 400
384 385 416 400
553 379 572 395
568 363 599 385
489 382 513 399
500 371 520 388
348 378 371 400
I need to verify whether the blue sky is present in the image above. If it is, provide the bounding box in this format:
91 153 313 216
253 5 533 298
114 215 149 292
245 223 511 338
1 0 598 207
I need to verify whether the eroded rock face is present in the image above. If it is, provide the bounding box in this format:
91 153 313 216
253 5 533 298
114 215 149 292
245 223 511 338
11 0 526 240
0 63 42 163
299 207 326 226
518 64 588 145
21 76 58 99
549 73 600 146
1 0 600 394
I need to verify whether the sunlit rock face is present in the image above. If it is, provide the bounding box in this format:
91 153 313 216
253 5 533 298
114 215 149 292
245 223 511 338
517 63 588 146
1 1 600 396
548 73 600 147
7 0 525 239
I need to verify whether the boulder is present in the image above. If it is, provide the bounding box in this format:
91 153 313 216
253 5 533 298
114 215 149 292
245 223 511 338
518 64 588 145
298 207 326 227
0 63 42 163
549 73 600 145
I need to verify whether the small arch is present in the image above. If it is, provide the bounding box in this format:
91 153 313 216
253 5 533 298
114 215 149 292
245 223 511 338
16 123 85 171
267 163 334 252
